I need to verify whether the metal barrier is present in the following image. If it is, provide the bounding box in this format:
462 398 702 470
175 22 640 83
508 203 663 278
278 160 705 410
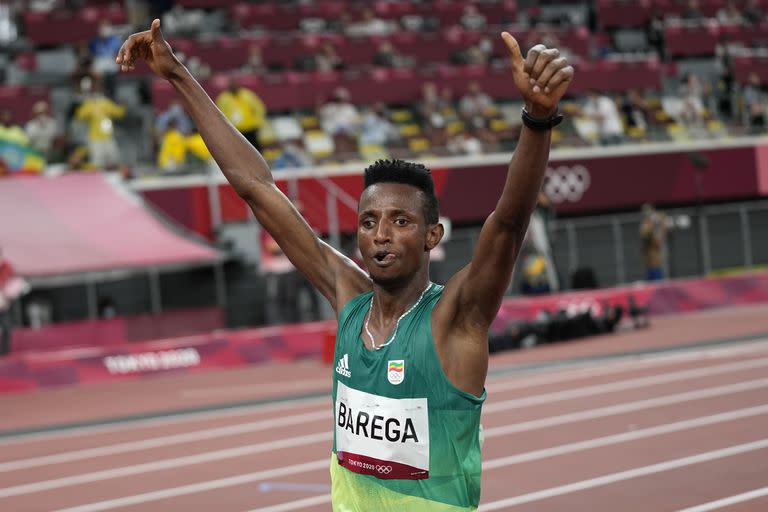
434 199 768 294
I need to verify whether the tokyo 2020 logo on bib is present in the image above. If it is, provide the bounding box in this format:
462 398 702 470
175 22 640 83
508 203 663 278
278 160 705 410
387 360 404 385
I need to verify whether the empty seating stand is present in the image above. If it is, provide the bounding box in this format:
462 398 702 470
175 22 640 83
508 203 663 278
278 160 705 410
23 5 127 47
665 21 768 57
0 85 50 124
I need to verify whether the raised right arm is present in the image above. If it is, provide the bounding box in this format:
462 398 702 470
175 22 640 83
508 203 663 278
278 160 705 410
117 20 370 312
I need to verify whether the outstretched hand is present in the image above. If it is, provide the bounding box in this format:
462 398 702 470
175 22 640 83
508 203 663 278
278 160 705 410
116 19 182 80
501 32 574 114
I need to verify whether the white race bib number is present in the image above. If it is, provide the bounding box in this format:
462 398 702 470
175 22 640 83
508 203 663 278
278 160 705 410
335 382 429 479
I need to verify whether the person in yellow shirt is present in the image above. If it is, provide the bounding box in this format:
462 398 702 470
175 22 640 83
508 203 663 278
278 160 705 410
157 119 187 172
74 82 126 170
215 77 266 151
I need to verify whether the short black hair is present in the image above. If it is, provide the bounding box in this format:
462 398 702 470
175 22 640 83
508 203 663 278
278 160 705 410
363 159 439 224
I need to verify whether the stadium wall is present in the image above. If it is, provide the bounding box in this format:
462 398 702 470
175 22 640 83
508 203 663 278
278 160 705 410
135 137 768 240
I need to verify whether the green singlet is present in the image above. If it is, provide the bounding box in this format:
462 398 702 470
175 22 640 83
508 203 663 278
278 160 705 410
331 283 486 511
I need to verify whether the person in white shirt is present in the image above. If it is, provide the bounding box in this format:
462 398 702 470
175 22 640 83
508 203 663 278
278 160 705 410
25 101 59 158
319 88 361 155
580 89 625 145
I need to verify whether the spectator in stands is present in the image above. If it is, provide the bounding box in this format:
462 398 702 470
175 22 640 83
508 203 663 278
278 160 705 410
447 130 483 155
215 77 267 152
162 4 204 37
743 0 765 25
314 41 345 72
0 1 18 45
345 8 396 37
460 4 487 31
640 203 671 281
457 43 490 66
418 82 449 146
458 81 498 143
181 54 211 81
619 89 650 133
25 101 59 159
373 41 414 69
157 119 187 172
155 101 192 136
681 0 705 21
645 7 667 60
272 141 311 170
742 73 767 133
89 20 122 98
679 73 708 128
67 45 95 121
716 35 744 118
579 89 625 145
74 80 125 170
716 0 744 25
401 13 439 33
319 87 361 154
241 45 267 75
439 86 459 119
360 103 400 147
186 128 214 168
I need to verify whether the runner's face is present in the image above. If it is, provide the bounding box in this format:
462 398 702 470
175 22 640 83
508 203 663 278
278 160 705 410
358 183 429 285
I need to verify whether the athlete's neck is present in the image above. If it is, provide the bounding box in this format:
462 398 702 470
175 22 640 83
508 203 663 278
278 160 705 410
370 275 431 325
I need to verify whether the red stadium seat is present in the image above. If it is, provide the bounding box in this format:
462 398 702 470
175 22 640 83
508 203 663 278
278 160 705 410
734 55 768 84
0 85 50 124
151 57 662 114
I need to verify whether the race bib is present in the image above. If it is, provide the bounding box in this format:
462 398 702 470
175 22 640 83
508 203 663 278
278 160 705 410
335 381 429 479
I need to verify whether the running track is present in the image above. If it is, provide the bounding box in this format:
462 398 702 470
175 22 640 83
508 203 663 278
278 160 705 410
2 306 768 511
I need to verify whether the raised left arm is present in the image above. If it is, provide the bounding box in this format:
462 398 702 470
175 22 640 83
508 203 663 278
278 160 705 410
447 34 574 329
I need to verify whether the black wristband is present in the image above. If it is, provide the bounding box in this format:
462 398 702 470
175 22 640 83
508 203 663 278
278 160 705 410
521 107 564 131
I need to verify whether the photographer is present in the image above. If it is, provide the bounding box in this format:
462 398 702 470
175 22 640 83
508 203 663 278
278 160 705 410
640 203 672 281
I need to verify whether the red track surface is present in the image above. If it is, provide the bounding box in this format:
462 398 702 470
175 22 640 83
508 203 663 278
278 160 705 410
2 305 768 511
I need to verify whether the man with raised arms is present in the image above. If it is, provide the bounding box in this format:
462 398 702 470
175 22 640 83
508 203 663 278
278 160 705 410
117 20 573 511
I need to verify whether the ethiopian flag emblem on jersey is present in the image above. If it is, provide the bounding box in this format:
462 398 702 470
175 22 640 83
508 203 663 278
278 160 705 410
387 360 405 385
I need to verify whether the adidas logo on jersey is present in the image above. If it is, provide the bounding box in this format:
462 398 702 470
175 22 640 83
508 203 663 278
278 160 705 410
336 353 351 378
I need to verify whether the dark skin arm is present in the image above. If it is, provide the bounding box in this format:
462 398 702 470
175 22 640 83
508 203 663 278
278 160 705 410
116 20 370 313
433 33 574 396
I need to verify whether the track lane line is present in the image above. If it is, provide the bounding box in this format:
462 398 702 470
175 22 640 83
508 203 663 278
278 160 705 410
484 355 768 413
0 410 327 472
5 354 768 473
7 377 767 496
243 405 768 512
487 340 768 393
483 378 768 437
675 486 768 512
244 495 331 512
477 439 768 510
0 433 329 499
5 340 767 447
37 402 768 510
49 459 331 512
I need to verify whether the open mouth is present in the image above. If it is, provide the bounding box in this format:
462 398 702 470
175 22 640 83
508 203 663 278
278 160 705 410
373 251 396 265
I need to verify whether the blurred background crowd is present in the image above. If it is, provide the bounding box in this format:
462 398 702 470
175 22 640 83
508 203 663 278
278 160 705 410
0 0 766 177
1 0 768 353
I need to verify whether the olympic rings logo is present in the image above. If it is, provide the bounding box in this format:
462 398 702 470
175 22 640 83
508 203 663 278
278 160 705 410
543 165 591 203
376 465 393 474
